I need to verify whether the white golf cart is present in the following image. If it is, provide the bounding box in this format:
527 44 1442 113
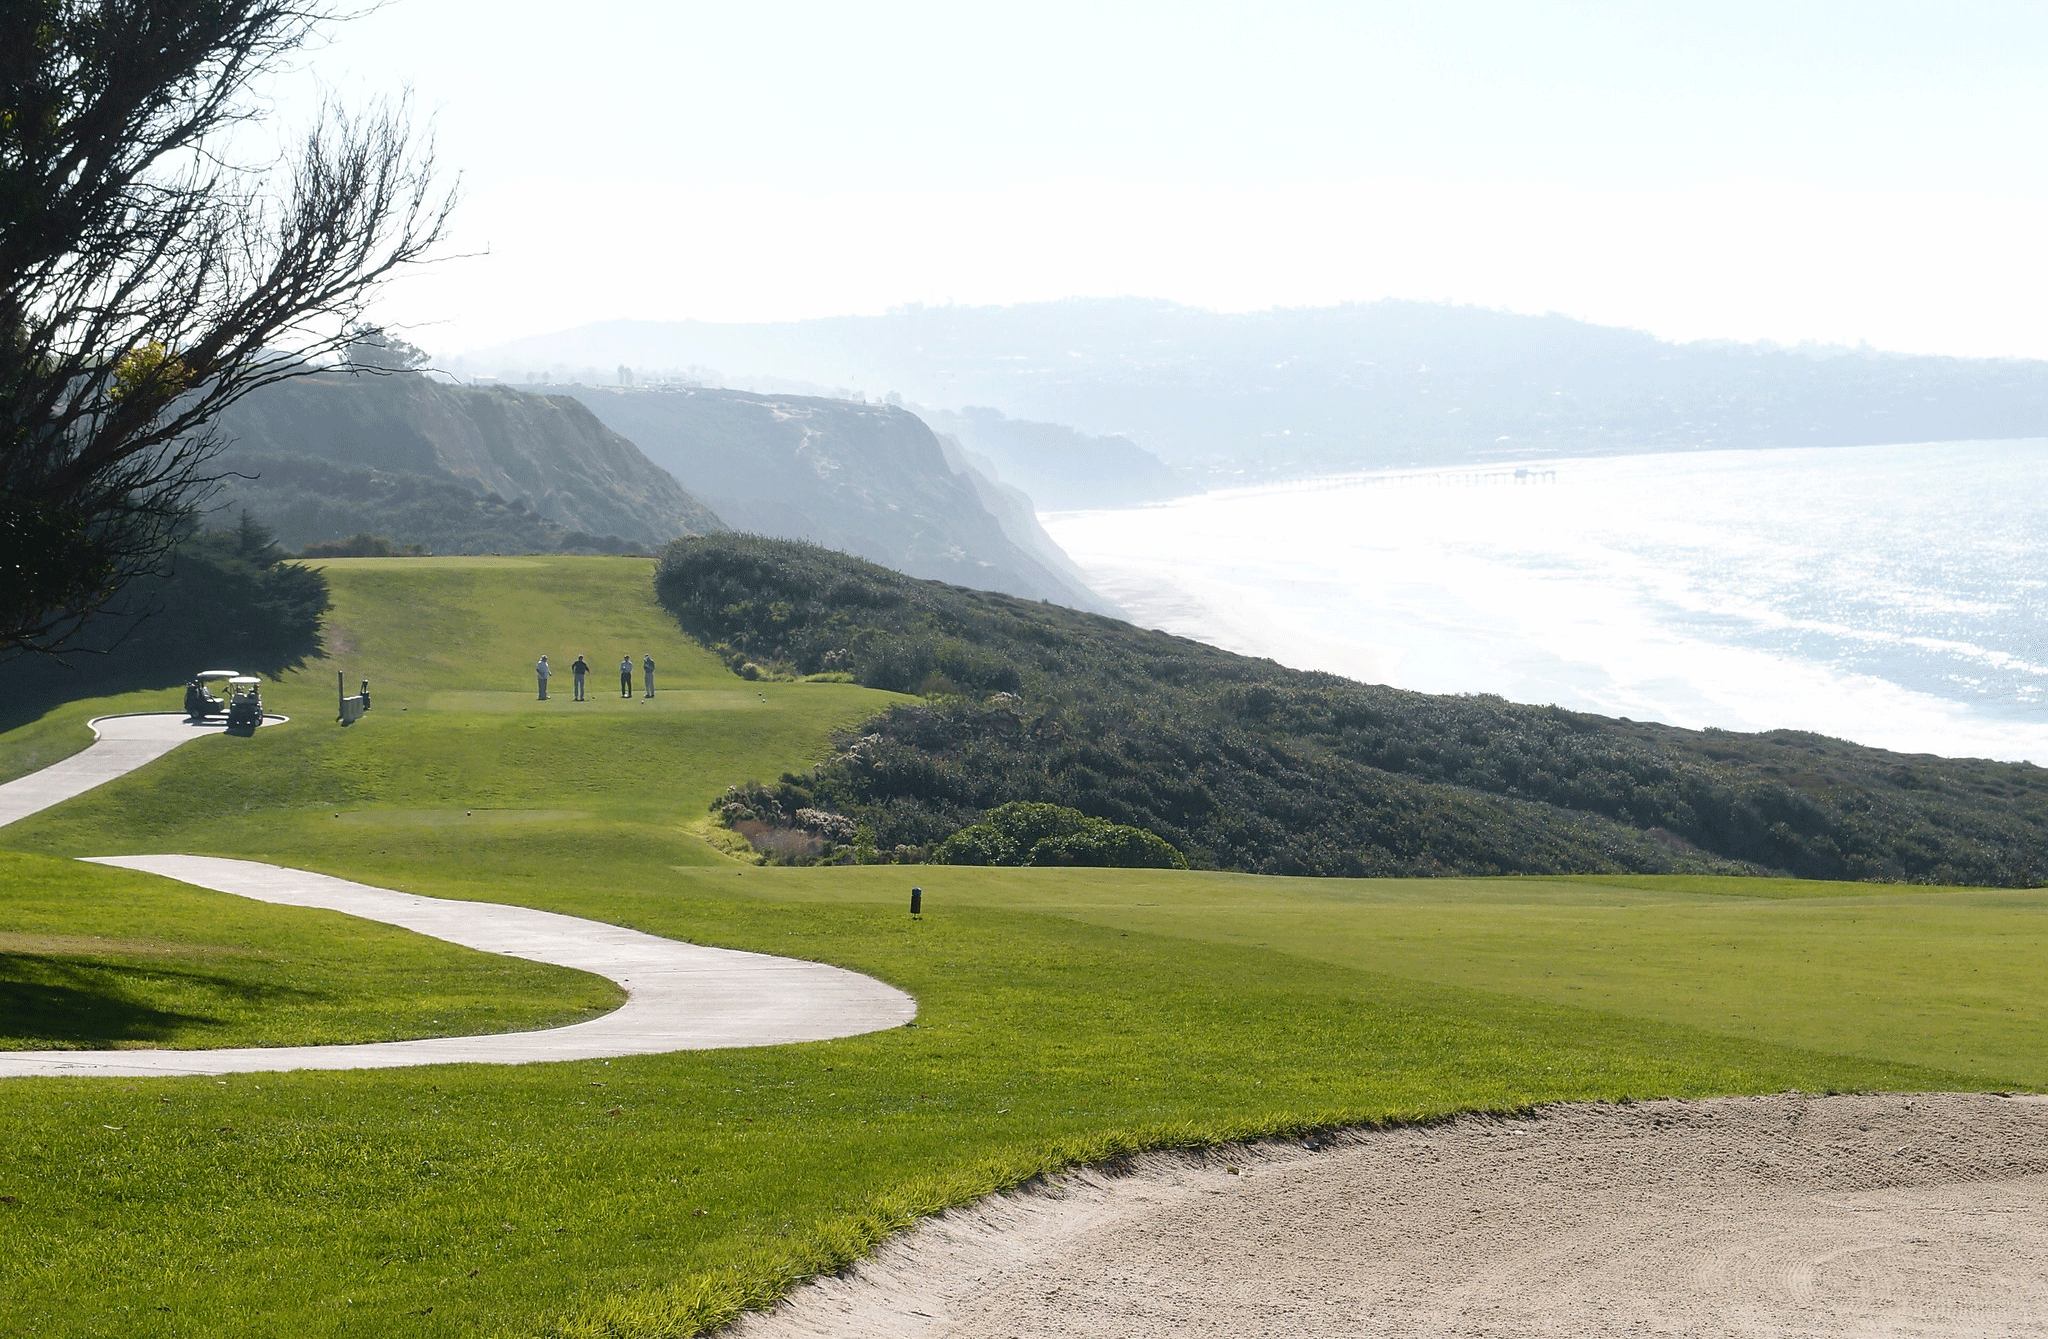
223 676 265 733
183 669 239 721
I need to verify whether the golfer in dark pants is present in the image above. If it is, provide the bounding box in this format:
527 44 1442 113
571 655 589 701
620 655 633 698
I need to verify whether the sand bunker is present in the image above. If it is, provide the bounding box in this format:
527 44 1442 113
734 1091 2048 1338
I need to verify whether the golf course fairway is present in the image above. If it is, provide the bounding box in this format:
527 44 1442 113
1 555 2043 1338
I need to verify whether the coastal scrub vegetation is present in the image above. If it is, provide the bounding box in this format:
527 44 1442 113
658 534 2048 883
224 454 660 557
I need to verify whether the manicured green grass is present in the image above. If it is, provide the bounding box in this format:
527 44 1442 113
721 864 2048 1088
0 892 1973 1338
0 851 619 1050
1 556 902 861
0 556 2041 1338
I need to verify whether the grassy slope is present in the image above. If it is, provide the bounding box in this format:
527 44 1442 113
0 556 2042 1338
0 852 620 1049
0 684 174 787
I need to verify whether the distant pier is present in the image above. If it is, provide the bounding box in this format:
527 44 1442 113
1245 465 1561 497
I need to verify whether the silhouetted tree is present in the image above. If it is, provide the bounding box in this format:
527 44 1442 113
341 325 431 371
1 1 453 659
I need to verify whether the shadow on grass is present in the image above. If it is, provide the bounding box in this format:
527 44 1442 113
0 954 321 1047
0 664 180 738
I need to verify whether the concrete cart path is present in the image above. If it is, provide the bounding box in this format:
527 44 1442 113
0 711 285 829
0 855 916 1078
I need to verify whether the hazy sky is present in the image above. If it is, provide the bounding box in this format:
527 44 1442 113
274 1 2048 357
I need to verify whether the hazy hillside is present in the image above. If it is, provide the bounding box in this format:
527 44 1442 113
930 435 1105 601
211 373 723 552
924 407 1182 509
552 386 1113 612
213 455 669 557
658 535 2048 884
461 299 2048 478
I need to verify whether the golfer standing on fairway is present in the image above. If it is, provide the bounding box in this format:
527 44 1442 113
536 654 551 700
643 653 656 699
620 655 633 698
571 655 589 701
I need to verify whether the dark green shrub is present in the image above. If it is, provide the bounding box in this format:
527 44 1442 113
930 825 1018 866
298 532 430 558
980 801 1090 848
654 534 2048 885
935 801 1183 869
1030 824 1188 869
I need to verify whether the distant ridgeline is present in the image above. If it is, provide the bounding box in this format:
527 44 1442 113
209 372 724 554
468 300 2048 477
658 534 2048 884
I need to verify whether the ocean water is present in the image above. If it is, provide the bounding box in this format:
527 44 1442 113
1042 441 2048 763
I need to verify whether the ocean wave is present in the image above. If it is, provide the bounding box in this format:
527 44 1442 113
1046 440 2048 762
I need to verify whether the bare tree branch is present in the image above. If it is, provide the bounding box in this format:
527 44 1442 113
1 0 454 657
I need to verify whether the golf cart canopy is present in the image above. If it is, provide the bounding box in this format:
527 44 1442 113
197 670 239 680
228 676 261 687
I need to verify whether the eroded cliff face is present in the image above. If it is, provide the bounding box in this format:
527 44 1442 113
924 406 1183 510
213 373 723 549
554 386 1112 613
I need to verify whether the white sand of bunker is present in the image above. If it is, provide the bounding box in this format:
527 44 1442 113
734 1091 2048 1338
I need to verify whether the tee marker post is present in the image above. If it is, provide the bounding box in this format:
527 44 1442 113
910 886 922 918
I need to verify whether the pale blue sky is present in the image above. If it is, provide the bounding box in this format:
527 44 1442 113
276 1 2048 355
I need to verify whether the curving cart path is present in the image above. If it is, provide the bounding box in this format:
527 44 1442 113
0 711 286 829
0 719 916 1078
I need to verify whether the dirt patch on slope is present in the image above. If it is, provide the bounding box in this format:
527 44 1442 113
734 1092 2048 1338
